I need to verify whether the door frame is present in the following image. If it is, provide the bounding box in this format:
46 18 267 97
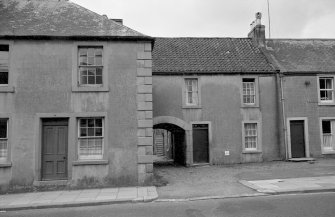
41 118 69 180
287 117 310 159
190 121 212 165
34 113 74 183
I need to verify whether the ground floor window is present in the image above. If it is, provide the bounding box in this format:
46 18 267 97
0 119 8 162
244 122 258 151
321 120 335 152
78 117 104 160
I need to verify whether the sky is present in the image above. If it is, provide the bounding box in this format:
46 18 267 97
74 0 335 38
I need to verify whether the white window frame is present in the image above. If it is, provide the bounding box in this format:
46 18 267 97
0 40 14 93
78 46 103 86
242 78 256 105
77 117 104 160
242 121 262 153
320 118 335 154
318 76 335 104
241 76 259 107
72 42 109 92
183 77 201 108
0 118 8 163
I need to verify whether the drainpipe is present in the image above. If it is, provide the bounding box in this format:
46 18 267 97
278 72 288 160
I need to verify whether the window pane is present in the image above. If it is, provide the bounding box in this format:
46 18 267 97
87 128 94 136
79 56 87 65
0 120 7 138
87 68 95 76
80 128 87 137
96 67 102 76
79 48 87 56
96 128 102 136
95 49 102 56
0 72 8 84
320 79 325 89
88 76 95 84
95 118 102 127
96 76 102 84
326 79 333 89
81 75 87 85
95 56 102 65
0 140 7 159
322 121 331 134
87 57 94 65
88 119 94 127
87 48 94 57
80 119 87 127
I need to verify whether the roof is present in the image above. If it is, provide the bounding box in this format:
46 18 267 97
152 37 275 74
0 0 150 39
265 39 335 73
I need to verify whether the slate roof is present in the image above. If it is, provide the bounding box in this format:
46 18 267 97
152 37 275 74
265 39 335 73
0 0 149 38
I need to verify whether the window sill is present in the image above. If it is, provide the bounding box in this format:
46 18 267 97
182 105 202 109
318 102 335 106
322 150 335 155
72 160 109 166
241 104 259 108
0 86 15 93
0 162 12 168
242 150 262 154
72 86 109 92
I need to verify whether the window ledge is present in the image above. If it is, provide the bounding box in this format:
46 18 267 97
318 102 335 106
72 86 109 92
322 151 335 155
242 150 262 154
0 162 12 168
72 160 109 166
241 105 259 108
0 86 15 93
182 105 202 109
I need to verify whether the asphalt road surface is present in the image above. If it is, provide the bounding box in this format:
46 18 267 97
2 192 335 217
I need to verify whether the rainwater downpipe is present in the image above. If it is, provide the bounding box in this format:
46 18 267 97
279 73 288 159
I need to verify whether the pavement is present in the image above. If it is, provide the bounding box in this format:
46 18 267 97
0 186 158 211
1 158 335 211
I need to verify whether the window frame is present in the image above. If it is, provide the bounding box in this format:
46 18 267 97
77 117 105 161
318 76 335 105
241 76 259 107
0 40 14 93
242 120 262 153
183 77 201 108
320 117 335 154
72 42 109 92
0 115 11 166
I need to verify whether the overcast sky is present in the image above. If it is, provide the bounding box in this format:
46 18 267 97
74 0 335 38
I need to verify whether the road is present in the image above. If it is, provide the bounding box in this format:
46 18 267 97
2 192 335 217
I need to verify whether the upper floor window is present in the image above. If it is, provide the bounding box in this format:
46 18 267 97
319 77 334 103
0 119 8 162
321 120 335 153
242 78 256 105
78 117 104 160
78 46 103 86
185 78 199 106
0 45 9 85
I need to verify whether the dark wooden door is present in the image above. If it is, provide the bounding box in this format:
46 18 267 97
193 124 209 163
42 119 68 180
290 120 306 158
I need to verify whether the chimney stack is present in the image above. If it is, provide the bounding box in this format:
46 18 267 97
248 12 265 47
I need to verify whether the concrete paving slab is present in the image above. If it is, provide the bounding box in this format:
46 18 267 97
0 186 158 211
240 176 335 194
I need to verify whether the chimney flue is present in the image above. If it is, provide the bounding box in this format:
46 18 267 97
248 12 265 47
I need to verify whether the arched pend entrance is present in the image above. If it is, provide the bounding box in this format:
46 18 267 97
153 116 191 166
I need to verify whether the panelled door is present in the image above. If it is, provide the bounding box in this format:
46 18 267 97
290 120 306 158
41 119 68 180
192 124 209 163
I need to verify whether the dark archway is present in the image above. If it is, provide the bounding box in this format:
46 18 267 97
153 123 186 166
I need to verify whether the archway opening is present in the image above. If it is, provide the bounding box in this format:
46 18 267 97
153 123 186 166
